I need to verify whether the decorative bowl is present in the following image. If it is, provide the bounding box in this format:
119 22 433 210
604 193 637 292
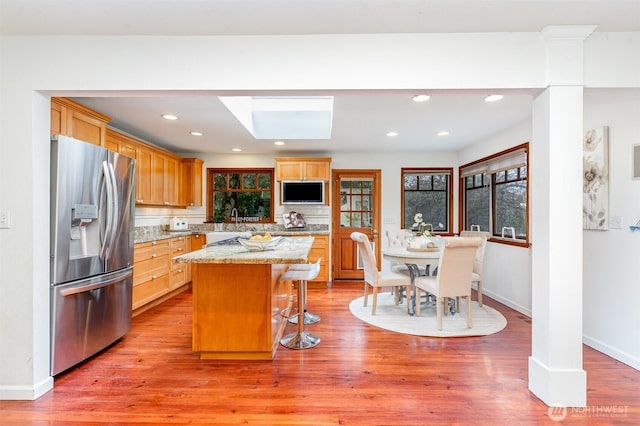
238 236 283 251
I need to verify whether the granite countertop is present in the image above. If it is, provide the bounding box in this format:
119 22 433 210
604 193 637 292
134 227 329 244
173 236 314 264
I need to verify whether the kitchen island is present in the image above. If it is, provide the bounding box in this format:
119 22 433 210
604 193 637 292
173 237 314 360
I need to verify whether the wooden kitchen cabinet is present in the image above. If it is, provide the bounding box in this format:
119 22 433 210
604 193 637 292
181 158 204 206
169 236 190 289
133 239 171 313
132 236 194 316
275 157 331 181
290 234 330 287
51 97 110 146
106 128 183 207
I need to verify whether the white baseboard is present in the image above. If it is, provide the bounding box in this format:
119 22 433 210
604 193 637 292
477 286 532 317
583 335 640 372
0 376 53 400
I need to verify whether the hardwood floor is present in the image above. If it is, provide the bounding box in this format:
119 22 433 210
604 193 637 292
1 281 639 425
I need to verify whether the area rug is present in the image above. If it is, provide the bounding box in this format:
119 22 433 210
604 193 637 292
349 292 507 337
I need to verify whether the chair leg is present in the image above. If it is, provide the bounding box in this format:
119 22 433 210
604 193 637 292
372 288 378 315
467 295 473 328
477 280 483 307
415 288 421 317
436 296 443 331
363 282 369 307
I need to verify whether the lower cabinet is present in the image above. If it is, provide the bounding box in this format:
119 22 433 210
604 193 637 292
291 234 330 287
132 236 193 316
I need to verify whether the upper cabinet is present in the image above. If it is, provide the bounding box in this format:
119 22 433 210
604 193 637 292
51 97 110 146
275 157 331 181
105 128 201 208
181 158 204 207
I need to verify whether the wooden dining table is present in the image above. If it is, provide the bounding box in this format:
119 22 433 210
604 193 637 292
381 246 441 315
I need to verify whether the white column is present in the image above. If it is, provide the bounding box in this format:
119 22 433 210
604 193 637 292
528 25 596 407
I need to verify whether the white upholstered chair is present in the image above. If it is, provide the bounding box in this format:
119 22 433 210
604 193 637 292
459 230 491 307
385 229 413 275
351 232 412 315
413 237 482 330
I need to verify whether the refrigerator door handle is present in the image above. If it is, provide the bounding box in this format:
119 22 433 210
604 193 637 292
59 268 131 297
106 161 119 257
100 160 115 260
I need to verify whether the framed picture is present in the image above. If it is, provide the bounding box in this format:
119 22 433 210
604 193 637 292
633 144 640 180
583 126 609 230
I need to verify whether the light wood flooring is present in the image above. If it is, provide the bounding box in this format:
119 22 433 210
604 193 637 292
1 281 639 425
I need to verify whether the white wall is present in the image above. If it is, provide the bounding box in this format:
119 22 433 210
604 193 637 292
583 89 640 370
1 31 638 400
459 119 534 316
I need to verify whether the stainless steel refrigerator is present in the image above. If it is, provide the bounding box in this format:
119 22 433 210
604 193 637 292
50 135 135 375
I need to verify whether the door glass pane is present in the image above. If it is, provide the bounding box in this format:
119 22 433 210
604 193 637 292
351 212 362 227
362 212 372 227
339 178 373 229
362 195 372 211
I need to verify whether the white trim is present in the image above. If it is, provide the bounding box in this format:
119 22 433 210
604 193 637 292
583 335 640 372
0 376 53 401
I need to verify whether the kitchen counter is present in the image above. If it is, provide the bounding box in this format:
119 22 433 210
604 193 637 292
134 226 329 244
173 237 314 264
176 236 314 360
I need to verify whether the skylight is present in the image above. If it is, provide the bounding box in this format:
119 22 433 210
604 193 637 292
218 96 334 140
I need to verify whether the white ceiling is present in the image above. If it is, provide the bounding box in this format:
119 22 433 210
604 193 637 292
2 0 638 155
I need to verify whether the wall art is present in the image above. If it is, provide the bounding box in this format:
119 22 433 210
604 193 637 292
583 126 609 230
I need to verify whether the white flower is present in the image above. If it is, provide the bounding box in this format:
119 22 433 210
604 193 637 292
413 213 423 224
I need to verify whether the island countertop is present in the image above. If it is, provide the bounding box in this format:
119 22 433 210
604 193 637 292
173 236 314 264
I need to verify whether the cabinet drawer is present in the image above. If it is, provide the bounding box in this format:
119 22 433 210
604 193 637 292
132 274 170 309
134 240 170 262
170 266 188 288
133 254 170 285
170 237 187 256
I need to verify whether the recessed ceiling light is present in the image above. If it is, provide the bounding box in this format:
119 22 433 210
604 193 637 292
161 114 178 120
386 131 398 137
437 131 450 136
412 94 431 102
190 131 203 136
484 95 504 102
274 141 285 146
232 148 242 152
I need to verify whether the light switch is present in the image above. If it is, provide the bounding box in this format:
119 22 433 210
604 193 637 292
610 215 622 229
0 210 10 229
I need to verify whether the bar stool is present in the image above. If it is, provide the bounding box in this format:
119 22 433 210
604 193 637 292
279 259 321 349
283 259 321 325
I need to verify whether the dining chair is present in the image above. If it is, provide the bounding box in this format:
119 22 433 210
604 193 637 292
351 232 412 315
413 237 482 330
459 230 491 307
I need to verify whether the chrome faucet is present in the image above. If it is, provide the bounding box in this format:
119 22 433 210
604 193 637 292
231 208 239 230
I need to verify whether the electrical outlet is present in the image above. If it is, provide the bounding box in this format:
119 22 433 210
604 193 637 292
610 215 622 229
0 210 10 229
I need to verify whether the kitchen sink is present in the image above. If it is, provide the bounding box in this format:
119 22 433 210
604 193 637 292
205 231 252 245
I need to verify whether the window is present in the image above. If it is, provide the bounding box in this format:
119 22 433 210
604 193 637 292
340 178 373 228
206 168 274 223
459 143 528 244
401 168 453 233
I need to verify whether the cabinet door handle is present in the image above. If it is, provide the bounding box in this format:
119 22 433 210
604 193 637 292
151 275 157 279
152 253 157 258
